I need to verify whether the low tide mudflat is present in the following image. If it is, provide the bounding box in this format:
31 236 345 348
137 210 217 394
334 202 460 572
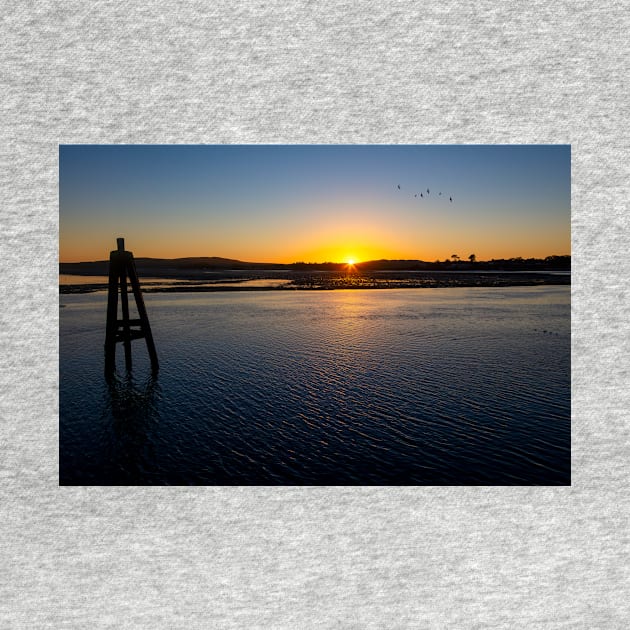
60 269 570 294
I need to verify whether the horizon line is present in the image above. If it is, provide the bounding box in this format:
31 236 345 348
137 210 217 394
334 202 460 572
60 253 571 266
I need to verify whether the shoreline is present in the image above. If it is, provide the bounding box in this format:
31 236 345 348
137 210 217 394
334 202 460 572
60 272 570 294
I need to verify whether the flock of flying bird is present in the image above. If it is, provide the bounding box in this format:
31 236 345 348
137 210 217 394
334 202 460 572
397 184 452 203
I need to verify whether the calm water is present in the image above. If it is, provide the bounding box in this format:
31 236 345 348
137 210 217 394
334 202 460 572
59 274 292 289
60 286 570 485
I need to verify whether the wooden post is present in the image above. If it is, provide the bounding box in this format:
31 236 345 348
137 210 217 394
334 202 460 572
104 238 159 377
127 254 159 371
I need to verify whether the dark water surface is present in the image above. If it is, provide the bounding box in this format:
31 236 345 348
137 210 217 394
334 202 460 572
60 287 570 485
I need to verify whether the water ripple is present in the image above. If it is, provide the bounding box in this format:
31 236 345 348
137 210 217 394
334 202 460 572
60 287 570 484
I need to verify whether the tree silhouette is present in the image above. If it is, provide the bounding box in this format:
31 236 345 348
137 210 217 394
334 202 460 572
451 254 460 263
468 253 476 264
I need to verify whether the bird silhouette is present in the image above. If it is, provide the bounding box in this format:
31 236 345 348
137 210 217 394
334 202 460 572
420 193 423 198
449 196 452 202
397 184 401 190
427 188 430 195
439 192 442 196
414 194 417 197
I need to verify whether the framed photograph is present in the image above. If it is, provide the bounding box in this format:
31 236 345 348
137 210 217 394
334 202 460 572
60 145 570 485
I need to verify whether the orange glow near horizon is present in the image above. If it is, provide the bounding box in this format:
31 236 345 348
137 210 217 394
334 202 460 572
59 191 570 264
59 202 423 263
59 215 570 264
59 233 571 264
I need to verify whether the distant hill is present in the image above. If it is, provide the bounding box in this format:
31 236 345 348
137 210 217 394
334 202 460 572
60 256 287 276
60 255 570 276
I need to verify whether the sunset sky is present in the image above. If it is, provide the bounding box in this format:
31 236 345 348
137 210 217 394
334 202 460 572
59 145 570 263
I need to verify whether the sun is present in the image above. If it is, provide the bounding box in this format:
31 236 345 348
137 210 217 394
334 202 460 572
347 258 355 266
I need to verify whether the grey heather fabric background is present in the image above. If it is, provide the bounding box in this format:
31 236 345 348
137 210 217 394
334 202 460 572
1 1 629 628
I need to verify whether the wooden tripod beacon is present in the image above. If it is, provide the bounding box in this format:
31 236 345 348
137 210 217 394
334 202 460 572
104 238 159 376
